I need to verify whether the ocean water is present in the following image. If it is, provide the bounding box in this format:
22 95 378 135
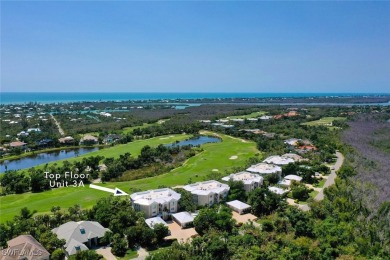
1 92 388 104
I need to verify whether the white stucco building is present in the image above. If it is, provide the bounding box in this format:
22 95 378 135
279 174 303 186
281 153 303 162
246 163 282 175
183 180 230 206
130 188 181 218
221 171 263 192
263 155 295 165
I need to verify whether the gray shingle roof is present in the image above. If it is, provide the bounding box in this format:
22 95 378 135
52 221 109 256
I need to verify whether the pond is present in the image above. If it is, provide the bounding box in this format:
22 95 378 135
0 147 99 173
166 136 221 147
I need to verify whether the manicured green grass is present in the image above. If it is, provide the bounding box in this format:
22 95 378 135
309 190 319 199
224 111 266 119
147 246 172 256
27 134 190 170
0 132 260 223
301 117 346 127
104 131 261 192
316 178 326 188
122 123 154 134
0 185 109 223
122 119 169 134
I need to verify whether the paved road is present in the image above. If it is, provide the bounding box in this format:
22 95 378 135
50 114 65 136
287 198 311 211
314 151 344 201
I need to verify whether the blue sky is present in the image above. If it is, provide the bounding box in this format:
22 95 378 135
1 1 389 93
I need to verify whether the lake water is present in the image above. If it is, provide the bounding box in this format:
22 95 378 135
0 147 99 173
166 136 221 147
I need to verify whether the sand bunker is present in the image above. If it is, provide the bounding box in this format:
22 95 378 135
229 156 238 160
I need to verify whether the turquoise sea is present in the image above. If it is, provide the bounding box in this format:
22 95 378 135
1 92 389 104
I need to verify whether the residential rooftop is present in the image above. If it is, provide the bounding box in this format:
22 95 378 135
183 180 230 196
145 216 168 229
130 188 181 206
222 171 263 185
268 186 288 195
171 211 194 225
246 163 282 175
263 155 295 165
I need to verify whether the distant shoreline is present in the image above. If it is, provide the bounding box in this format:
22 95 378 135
1 92 390 105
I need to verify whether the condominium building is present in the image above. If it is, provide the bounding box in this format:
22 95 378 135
221 171 263 192
246 163 282 175
130 188 181 218
183 180 230 206
263 155 295 165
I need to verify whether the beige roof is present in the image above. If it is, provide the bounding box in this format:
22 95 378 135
80 135 98 141
9 141 26 147
1 235 50 260
59 136 74 142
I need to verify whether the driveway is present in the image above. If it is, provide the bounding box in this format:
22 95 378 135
95 246 117 260
286 198 310 212
134 247 149 260
314 151 344 201
166 221 198 244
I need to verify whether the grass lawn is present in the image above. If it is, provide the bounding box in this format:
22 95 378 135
25 134 190 170
122 123 155 134
0 132 260 223
301 117 346 127
309 190 319 199
117 249 138 259
147 246 171 256
316 178 326 188
122 119 169 134
224 111 266 119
